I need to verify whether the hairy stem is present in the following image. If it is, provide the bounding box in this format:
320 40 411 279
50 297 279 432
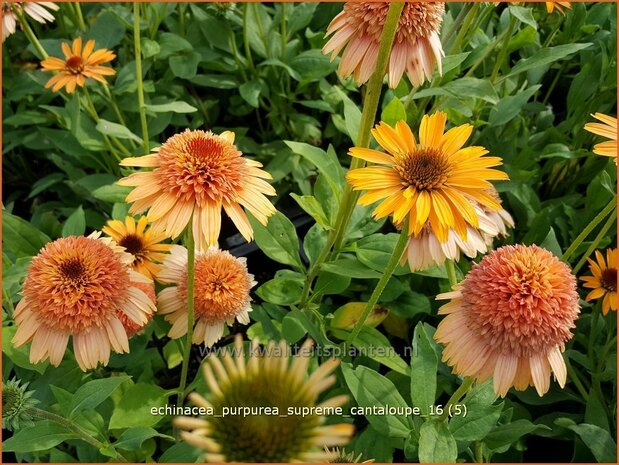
133 2 150 155
177 222 196 405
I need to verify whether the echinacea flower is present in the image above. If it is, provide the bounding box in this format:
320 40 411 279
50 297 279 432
584 113 617 161
157 245 255 347
546 2 571 14
102 215 172 280
2 2 58 42
40 37 115 93
327 447 374 463
347 114 509 243
2 378 38 431
435 245 580 397
323 2 445 88
582 248 617 315
118 129 276 251
174 336 354 462
12 233 156 371
404 193 514 271
116 280 156 337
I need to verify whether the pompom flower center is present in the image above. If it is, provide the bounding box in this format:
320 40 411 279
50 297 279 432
178 252 250 325
601 268 617 292
157 131 248 207
65 56 84 74
461 245 578 357
395 148 450 191
22 236 130 333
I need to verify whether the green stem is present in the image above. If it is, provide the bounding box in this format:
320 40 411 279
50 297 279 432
27 408 128 462
177 2 185 36
448 2 479 55
243 4 255 72
73 2 87 31
565 358 589 401
177 222 196 405
299 2 405 309
280 2 287 55
83 87 128 159
573 207 617 274
562 196 617 263
345 220 409 346
101 85 137 149
443 3 470 46
445 260 458 287
490 17 517 82
17 11 48 59
588 305 600 361
474 441 485 463
133 2 150 155
439 376 474 421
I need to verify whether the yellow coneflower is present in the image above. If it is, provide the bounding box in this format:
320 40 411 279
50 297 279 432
582 248 617 315
546 2 571 14
40 37 115 93
174 336 354 462
118 129 276 251
157 245 255 347
12 233 156 371
102 215 171 280
584 113 617 161
435 245 580 397
347 113 509 243
323 2 445 88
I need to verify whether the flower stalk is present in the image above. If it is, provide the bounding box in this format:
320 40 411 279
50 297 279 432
133 2 150 155
439 376 474 421
16 11 48 59
573 207 617 274
177 221 196 405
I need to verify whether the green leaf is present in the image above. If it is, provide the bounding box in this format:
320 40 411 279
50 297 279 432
381 97 407 126
248 211 304 270
355 233 410 276
507 43 592 77
419 421 458 463
410 323 438 415
96 119 142 144
70 376 131 418
2 421 77 452
2 211 51 258
281 309 309 344
562 422 617 463
239 80 262 108
508 5 537 29
449 381 502 442
322 258 382 279
109 383 170 429
114 427 174 451
169 52 201 79
351 327 410 376
341 363 413 439
540 227 563 258
333 87 361 142
145 102 198 113
485 419 549 450
92 184 132 203
290 193 331 229
62 206 86 237
488 85 541 126
441 77 499 104
256 277 303 306
159 443 202 463
284 141 345 203
2 326 48 374
289 50 335 82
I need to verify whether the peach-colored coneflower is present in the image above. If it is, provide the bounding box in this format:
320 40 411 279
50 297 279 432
40 37 115 93
102 215 171 280
116 280 156 337
582 248 617 315
323 2 445 88
546 2 571 14
157 245 255 347
347 114 509 243
118 129 276 251
584 113 617 161
2 2 58 42
435 245 580 397
12 233 156 371
175 336 353 462
404 195 514 271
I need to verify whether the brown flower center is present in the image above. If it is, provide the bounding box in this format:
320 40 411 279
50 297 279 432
395 148 450 191
119 234 145 257
59 258 86 282
601 268 617 292
65 56 84 74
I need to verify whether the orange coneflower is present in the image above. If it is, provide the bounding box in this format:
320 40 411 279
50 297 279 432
584 113 617 161
102 215 171 280
546 2 571 14
347 113 509 244
582 248 617 315
435 245 580 397
116 280 156 337
404 193 514 271
175 336 354 462
2 2 58 42
322 2 445 88
40 37 115 93
157 245 255 347
118 129 276 251
11 233 156 371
